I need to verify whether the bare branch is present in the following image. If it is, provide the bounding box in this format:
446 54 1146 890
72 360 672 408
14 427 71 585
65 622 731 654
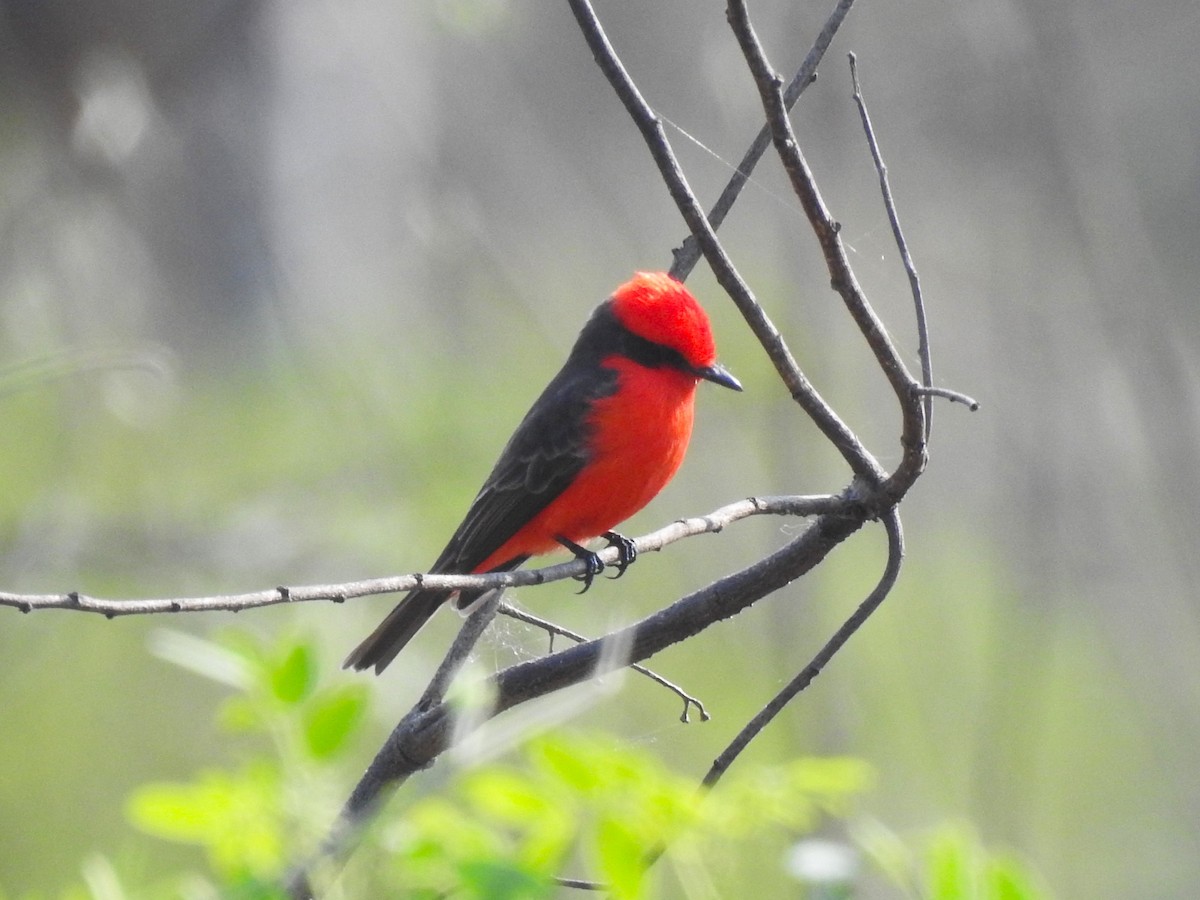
670 0 859 281
630 507 904 888
287 2 955 893
726 0 927 495
848 53 934 439
0 494 838 618
500 603 710 722
288 499 870 896
915 384 979 410
701 506 903 789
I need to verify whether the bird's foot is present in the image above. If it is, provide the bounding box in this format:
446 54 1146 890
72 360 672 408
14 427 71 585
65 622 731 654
557 536 605 594
601 530 637 578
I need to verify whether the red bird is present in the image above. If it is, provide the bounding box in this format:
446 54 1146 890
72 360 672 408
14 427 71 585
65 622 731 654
344 271 741 673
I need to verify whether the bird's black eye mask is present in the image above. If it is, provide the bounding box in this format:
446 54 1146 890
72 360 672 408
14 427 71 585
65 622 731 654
612 325 695 374
577 304 697 376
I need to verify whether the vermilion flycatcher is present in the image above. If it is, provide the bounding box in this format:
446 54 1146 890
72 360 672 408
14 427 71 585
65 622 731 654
344 271 740 673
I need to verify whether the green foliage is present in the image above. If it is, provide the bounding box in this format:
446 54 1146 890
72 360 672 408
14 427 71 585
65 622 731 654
128 762 284 881
118 630 365 897
379 734 870 899
16 630 1054 898
855 820 1051 900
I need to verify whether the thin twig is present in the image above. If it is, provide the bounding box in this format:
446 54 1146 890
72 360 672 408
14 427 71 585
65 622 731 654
914 384 979 411
555 876 606 891
848 53 934 440
0 494 840 617
610 506 903 884
670 0 859 281
701 506 903 788
500 603 710 722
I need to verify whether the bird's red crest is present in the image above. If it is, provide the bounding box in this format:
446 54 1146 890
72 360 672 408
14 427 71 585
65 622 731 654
609 272 717 369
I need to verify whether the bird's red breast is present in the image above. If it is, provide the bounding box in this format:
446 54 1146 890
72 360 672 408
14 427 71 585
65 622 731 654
469 355 698 573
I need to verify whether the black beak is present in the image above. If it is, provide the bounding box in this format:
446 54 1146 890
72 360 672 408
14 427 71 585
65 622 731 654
696 363 743 392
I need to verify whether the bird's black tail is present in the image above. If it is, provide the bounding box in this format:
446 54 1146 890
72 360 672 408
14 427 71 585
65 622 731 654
345 557 528 674
342 589 449 674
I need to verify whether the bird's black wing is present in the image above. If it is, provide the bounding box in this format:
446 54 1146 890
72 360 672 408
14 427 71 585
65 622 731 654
344 303 628 673
342 361 618 674
431 359 619 577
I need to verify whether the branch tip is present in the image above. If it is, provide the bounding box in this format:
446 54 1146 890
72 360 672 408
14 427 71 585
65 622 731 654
701 509 904 790
682 698 713 724
914 385 979 410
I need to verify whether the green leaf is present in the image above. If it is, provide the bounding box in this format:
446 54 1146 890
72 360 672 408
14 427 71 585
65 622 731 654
529 736 605 794
596 814 648 900
127 782 215 843
219 877 292 900
457 859 553 899
464 769 556 825
302 684 369 759
986 854 1048 900
463 768 574 872
125 762 284 880
788 756 875 805
269 641 316 705
704 756 872 837
927 826 977 900
404 798 507 862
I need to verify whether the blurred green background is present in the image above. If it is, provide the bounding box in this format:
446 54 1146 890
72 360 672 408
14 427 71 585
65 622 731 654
1 0 1197 896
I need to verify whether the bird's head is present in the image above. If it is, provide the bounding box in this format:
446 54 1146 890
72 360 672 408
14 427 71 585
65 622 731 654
609 271 742 391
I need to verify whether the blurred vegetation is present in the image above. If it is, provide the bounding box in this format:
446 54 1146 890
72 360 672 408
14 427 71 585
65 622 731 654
0 355 1080 898
2 0 1198 897
2 628 1052 899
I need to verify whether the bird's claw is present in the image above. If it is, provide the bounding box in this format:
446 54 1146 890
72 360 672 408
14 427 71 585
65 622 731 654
557 536 606 594
601 530 637 579
573 551 604 594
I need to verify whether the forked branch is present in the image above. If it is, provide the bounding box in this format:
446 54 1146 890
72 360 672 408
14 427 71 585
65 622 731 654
288 0 969 893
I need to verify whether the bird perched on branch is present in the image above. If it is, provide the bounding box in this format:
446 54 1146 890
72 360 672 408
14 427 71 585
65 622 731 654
344 271 741 674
